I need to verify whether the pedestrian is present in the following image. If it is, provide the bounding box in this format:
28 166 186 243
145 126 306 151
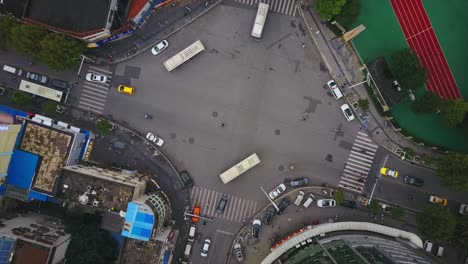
315 30 320 35
302 43 305 48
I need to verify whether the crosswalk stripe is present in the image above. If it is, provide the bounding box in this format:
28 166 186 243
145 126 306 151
82 84 109 94
350 150 375 160
342 173 365 181
354 139 378 149
240 200 250 221
353 143 377 153
226 198 238 220
345 162 370 171
78 100 104 110
349 153 373 164
338 184 363 193
356 134 373 142
89 66 112 74
234 0 296 16
348 157 372 167
343 169 366 177
234 199 245 221
340 178 364 187
80 93 107 102
358 131 368 137
208 192 219 216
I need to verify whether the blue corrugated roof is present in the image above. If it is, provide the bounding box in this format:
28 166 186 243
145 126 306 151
6 149 39 189
0 237 15 264
121 202 155 241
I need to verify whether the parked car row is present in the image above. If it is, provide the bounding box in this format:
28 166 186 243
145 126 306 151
326 79 355 122
3 64 73 89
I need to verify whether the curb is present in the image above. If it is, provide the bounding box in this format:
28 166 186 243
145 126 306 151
109 0 224 65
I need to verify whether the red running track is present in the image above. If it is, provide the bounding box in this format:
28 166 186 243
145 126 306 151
390 0 461 99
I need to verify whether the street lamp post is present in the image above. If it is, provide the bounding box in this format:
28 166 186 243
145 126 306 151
346 72 370 90
260 186 279 211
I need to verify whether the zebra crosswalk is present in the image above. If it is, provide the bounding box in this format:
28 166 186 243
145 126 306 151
234 0 298 17
190 186 258 223
339 131 379 193
77 66 112 114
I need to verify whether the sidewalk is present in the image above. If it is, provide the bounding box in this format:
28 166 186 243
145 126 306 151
298 1 442 165
87 0 221 65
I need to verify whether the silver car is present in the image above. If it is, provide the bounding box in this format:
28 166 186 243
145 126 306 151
26 72 48 84
146 132 164 147
151 40 169 55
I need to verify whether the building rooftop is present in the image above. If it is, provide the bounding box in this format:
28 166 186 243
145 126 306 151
24 0 112 33
119 239 163 264
57 168 136 211
19 121 73 194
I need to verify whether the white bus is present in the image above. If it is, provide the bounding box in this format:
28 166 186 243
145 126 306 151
219 153 261 184
163 40 205 72
251 3 269 39
19 80 63 102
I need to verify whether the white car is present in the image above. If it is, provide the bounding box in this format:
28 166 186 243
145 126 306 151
317 199 336 208
151 40 169 55
268 183 286 199
146 132 164 147
340 104 355 121
85 73 107 83
326 79 343 99
200 238 211 257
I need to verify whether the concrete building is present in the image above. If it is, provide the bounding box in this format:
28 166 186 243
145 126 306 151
0 212 70 264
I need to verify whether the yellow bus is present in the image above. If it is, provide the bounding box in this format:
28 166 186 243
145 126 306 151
219 153 261 184
163 40 205 72
251 3 269 39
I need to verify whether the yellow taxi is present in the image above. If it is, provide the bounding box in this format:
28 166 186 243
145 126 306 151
380 167 398 178
117 85 135 95
429 195 448 206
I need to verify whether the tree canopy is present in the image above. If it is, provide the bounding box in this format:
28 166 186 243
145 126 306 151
39 33 86 71
0 16 20 49
416 204 455 242
411 91 443 114
334 0 361 28
455 216 468 253
315 0 347 21
65 214 118 264
10 24 48 60
437 153 468 192
391 48 427 90
441 100 468 127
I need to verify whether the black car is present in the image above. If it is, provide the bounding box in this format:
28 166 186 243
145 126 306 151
289 177 308 187
51 79 71 90
403 176 424 187
252 219 261 238
275 197 290 215
180 170 194 188
216 194 229 214
340 200 357 209
263 206 275 225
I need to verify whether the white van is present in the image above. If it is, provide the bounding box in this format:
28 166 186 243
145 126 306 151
326 80 343 99
303 194 316 208
436 246 444 257
188 225 196 242
2 65 23 76
294 191 305 206
184 243 193 256
423 240 433 252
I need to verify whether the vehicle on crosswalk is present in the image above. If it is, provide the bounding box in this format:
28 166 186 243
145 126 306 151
252 219 261 238
269 183 286 199
216 194 229 214
380 167 398 178
340 104 355 121
151 40 169 55
26 72 48 84
263 206 275 225
303 193 316 208
403 175 424 186
429 195 448 206
146 132 164 147
117 85 135 95
276 197 290 215
86 73 107 83
251 3 269 39
326 79 343 99
317 199 336 208
200 238 211 257
192 205 201 222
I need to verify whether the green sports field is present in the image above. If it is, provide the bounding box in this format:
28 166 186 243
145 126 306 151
350 0 468 152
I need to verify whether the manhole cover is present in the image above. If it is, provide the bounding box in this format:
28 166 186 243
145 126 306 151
170 133 176 139
212 111 218 117
325 154 333 162
278 165 284 171
275 129 281 135
189 138 195 144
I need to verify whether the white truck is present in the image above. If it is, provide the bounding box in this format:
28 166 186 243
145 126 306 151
459 204 468 215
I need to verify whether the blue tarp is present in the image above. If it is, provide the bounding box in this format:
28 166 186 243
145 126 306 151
121 202 155 241
6 149 38 189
